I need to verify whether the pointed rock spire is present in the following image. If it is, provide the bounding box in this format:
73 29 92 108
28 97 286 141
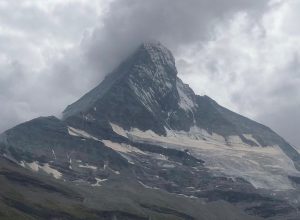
138 40 177 75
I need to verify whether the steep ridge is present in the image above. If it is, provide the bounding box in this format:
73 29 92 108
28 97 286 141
1 41 300 219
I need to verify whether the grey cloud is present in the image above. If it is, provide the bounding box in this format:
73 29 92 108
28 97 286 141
257 103 300 149
177 3 300 147
84 0 269 76
0 1 104 133
1 0 299 149
260 53 300 147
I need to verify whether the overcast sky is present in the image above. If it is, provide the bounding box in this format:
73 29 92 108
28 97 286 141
0 0 299 148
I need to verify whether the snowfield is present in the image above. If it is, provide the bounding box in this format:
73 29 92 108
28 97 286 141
111 123 300 191
68 126 100 141
22 161 62 179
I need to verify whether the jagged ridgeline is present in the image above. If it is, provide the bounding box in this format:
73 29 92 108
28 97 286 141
0 41 300 220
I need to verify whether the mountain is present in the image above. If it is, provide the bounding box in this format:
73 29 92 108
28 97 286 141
0 41 300 220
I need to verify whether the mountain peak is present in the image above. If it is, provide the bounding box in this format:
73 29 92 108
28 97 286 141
62 41 178 121
138 40 176 73
123 41 178 80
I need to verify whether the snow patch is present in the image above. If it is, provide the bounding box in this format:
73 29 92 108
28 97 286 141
110 123 128 138
26 161 62 179
102 140 144 154
227 135 244 146
161 163 176 168
78 163 97 170
243 134 261 146
119 153 135 164
27 161 39 172
51 148 57 160
69 158 72 170
177 80 196 111
19 161 25 168
68 126 100 141
92 177 108 187
41 163 62 179
152 153 168 161
138 181 159 190
110 168 120 175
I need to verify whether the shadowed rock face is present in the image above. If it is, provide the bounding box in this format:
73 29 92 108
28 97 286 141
0 41 300 220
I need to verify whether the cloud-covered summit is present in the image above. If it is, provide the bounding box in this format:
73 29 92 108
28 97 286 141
0 0 299 147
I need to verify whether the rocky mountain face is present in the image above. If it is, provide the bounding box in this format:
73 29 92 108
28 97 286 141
0 41 300 220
